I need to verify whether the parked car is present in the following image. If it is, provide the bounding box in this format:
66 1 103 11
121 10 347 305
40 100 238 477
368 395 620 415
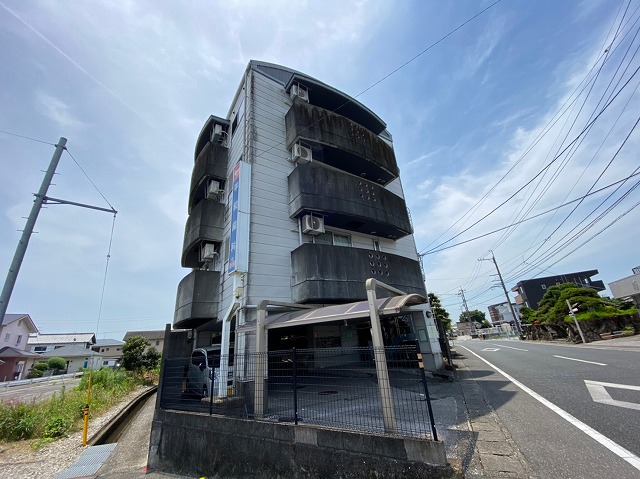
186 346 234 398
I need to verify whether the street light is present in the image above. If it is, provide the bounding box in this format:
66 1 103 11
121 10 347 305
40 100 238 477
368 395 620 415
566 300 588 344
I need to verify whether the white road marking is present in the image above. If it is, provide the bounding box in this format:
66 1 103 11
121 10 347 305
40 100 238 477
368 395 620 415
585 380 640 411
460 345 640 472
553 355 607 366
481 348 500 351
491 344 529 351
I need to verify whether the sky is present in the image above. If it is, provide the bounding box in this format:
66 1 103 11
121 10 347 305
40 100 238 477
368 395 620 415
1 0 638 340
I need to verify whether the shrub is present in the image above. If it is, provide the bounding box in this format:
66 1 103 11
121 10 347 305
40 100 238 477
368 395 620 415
47 357 67 373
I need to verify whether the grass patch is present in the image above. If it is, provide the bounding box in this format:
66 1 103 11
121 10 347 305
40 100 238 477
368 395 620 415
0 369 141 444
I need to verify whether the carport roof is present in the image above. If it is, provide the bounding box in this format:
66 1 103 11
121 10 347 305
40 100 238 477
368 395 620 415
237 294 426 333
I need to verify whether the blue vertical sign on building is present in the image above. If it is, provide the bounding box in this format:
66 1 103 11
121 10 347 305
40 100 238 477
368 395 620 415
228 163 240 273
228 161 250 274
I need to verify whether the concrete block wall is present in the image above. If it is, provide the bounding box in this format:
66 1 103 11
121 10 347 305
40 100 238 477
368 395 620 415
148 409 455 478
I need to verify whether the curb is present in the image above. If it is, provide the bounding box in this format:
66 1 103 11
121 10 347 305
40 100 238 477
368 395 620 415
88 386 157 446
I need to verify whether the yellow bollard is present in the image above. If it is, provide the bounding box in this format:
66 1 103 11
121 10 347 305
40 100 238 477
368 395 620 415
81 370 93 446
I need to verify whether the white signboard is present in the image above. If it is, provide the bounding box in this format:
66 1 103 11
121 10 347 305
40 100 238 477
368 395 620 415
228 161 251 274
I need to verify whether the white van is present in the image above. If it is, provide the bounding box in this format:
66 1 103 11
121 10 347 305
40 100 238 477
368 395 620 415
186 346 234 398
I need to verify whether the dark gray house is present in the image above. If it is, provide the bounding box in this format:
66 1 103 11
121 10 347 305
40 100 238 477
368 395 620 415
511 269 605 310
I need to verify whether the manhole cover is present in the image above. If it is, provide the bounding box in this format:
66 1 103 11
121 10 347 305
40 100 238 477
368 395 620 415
318 390 338 395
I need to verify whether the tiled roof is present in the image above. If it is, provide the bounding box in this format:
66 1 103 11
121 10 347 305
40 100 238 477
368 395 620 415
0 346 43 358
94 339 124 347
27 333 96 345
41 344 101 358
2 314 38 333
123 330 165 341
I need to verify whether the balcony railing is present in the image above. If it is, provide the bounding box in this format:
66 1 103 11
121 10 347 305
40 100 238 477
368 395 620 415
182 200 225 268
285 100 399 184
288 163 412 239
291 243 426 303
174 270 221 329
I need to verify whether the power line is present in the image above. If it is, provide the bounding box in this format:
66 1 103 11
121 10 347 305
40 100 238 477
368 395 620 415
0 129 55 146
65 148 116 210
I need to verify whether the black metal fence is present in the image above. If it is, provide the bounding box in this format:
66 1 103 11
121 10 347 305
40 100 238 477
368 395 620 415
158 346 437 440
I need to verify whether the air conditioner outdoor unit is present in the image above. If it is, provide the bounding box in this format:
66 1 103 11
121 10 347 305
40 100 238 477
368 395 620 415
200 242 218 262
206 180 221 198
290 144 312 164
302 215 325 235
211 124 223 143
290 84 309 102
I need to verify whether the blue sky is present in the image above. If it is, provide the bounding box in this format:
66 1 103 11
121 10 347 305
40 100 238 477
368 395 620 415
1 0 638 339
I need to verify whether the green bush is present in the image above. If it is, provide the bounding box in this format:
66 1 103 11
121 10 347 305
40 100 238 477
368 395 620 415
0 368 141 443
47 357 67 372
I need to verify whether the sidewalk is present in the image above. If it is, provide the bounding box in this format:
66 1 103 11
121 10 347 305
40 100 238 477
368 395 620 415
428 345 533 478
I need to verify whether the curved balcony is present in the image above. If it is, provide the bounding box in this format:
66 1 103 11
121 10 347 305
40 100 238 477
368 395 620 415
189 140 228 212
174 270 221 330
288 163 412 239
182 200 225 268
285 99 399 185
291 243 426 303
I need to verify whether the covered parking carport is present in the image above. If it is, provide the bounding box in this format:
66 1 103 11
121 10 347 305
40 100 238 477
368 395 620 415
239 279 442 434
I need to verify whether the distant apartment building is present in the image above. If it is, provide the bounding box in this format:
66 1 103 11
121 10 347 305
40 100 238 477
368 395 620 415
511 270 605 310
172 61 442 369
608 266 640 309
487 302 522 324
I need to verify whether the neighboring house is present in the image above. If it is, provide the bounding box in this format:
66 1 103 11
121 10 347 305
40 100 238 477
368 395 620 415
170 60 441 369
123 330 165 354
41 345 103 372
511 270 605 310
0 313 40 381
456 322 476 336
27 332 96 354
92 339 124 368
487 302 522 325
608 266 640 310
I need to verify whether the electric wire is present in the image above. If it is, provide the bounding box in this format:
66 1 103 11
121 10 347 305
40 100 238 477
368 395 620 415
0 129 55 146
65 148 116 210
422 170 640 255
95 214 116 339
422 63 640 255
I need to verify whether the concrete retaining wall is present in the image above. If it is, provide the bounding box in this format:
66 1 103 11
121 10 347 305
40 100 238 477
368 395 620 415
148 409 454 478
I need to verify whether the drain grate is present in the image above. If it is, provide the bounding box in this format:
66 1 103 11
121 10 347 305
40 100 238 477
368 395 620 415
54 443 117 479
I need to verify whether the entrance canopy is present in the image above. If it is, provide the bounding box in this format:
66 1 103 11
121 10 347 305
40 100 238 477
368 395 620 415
237 294 426 333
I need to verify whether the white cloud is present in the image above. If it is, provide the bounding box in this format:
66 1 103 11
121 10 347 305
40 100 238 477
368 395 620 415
35 91 87 129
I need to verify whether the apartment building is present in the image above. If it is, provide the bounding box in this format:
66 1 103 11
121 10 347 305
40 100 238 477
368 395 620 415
173 61 441 370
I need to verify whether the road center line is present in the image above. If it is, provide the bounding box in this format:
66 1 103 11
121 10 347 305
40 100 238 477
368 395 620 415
553 355 607 366
460 345 640 472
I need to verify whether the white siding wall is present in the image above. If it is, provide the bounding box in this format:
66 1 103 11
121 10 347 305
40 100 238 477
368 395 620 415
1 321 30 350
246 71 300 306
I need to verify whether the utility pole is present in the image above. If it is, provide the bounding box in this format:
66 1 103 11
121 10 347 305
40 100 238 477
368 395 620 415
479 251 522 335
566 300 587 344
0 137 116 327
459 288 470 318
0 138 67 327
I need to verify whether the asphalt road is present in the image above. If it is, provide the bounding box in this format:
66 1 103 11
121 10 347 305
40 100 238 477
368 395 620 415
0 377 81 403
456 337 640 479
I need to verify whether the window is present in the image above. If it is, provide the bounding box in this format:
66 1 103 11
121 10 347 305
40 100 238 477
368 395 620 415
16 335 22 345
541 284 546 290
156 340 160 346
314 231 352 247
373 239 381 251
4 333 9 342
34 346 46 352
54 345 63 349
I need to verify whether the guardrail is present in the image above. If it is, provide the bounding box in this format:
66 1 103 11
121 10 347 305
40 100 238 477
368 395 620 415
1 371 83 389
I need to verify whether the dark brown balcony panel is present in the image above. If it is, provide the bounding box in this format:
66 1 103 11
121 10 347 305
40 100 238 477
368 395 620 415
189 140 228 212
285 100 399 184
182 200 225 268
174 270 220 329
288 163 412 239
194 115 229 161
291 243 426 304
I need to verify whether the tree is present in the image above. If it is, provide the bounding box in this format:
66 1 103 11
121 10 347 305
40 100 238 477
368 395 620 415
428 293 451 331
47 357 67 374
121 336 149 372
459 309 486 325
526 283 636 323
122 336 162 372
